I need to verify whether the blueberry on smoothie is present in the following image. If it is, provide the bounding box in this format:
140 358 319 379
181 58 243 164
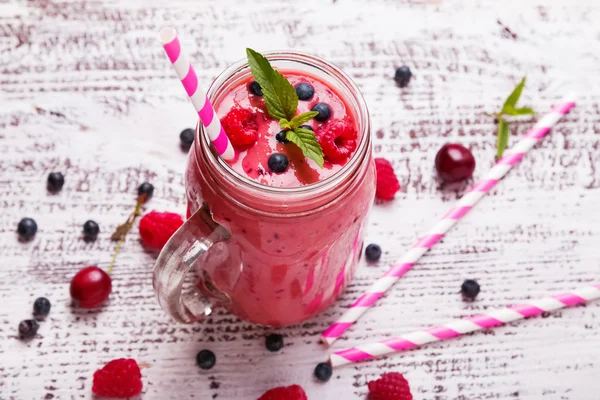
249 80 263 96
276 131 289 144
312 103 332 122
268 153 289 173
295 83 315 100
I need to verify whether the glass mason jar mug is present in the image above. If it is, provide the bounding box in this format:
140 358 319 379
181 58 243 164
153 51 375 326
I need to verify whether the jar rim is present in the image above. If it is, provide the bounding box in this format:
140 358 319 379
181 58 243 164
195 50 370 199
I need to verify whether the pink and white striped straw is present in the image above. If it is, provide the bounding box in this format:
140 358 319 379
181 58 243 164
158 27 235 161
322 94 577 346
330 284 600 368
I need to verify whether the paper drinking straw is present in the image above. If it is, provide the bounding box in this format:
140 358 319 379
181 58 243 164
329 284 600 368
158 27 235 161
322 94 577 346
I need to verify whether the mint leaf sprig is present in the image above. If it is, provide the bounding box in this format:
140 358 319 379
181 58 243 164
246 48 324 167
490 77 535 158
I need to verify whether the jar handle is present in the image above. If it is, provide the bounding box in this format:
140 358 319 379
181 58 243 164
152 204 230 323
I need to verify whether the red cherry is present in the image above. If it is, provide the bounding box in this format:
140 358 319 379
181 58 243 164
70 266 112 308
435 143 476 183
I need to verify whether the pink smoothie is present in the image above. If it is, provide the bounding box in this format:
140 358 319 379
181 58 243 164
185 66 375 326
217 72 358 187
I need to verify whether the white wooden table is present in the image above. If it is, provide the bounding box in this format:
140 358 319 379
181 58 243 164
2 0 599 399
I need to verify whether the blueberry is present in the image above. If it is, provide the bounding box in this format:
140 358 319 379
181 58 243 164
295 83 315 101
33 297 51 318
265 333 284 352
314 362 333 382
365 244 382 262
249 81 263 96
17 218 38 240
18 319 39 339
299 125 313 131
137 182 154 201
47 172 65 192
461 279 480 300
83 220 100 241
311 103 331 122
268 153 289 173
394 66 412 88
196 349 216 370
276 131 289 144
179 128 195 149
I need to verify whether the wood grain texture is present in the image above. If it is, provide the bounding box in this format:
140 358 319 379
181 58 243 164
1 0 599 399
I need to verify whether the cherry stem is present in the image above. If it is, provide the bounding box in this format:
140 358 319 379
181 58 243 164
106 194 146 275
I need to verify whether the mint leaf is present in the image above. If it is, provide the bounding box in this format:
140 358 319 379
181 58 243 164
246 48 298 121
496 117 509 159
279 119 292 130
501 77 526 112
286 127 324 167
288 111 319 130
502 105 535 116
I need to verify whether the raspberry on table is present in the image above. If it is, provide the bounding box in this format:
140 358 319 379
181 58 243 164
92 358 143 398
139 211 184 250
374 158 401 200
258 385 308 400
368 372 413 400
221 106 259 148
316 118 358 164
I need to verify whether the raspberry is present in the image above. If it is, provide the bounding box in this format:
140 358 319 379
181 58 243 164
92 358 142 398
258 385 308 400
139 211 183 250
221 106 259 148
368 372 413 400
316 118 358 164
374 158 401 200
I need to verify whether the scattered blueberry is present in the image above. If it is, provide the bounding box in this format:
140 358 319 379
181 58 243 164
311 103 332 122
179 128 195 149
268 153 289 173
196 349 216 370
276 131 289 144
299 125 313 131
249 81 263 96
137 182 154 201
33 297 51 318
47 172 65 192
365 244 382 262
18 319 39 339
314 362 333 382
83 220 100 241
17 218 38 240
265 333 284 352
295 83 315 100
461 279 480 300
394 66 412 88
